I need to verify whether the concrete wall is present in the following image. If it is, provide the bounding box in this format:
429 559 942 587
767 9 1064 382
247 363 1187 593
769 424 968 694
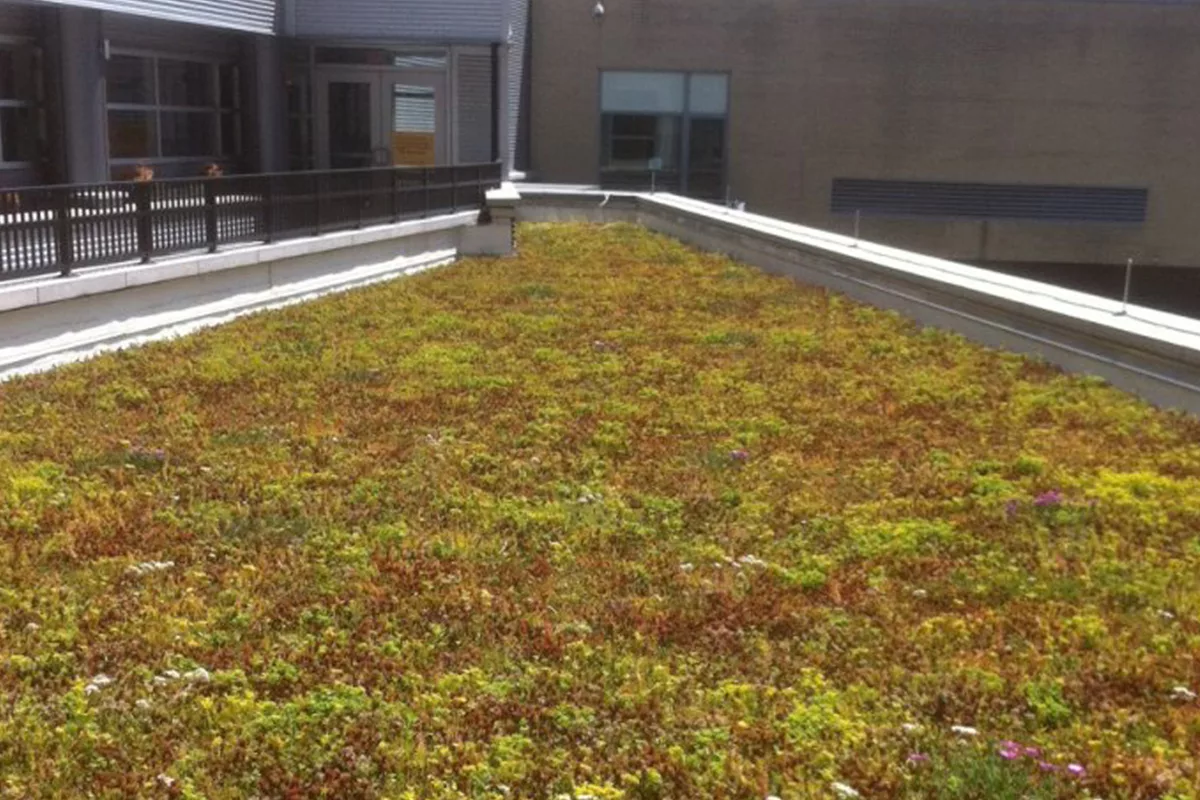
0 210 491 378
529 0 1200 268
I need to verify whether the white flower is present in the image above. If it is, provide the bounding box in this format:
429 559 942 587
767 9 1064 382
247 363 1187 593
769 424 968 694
135 699 152 710
901 722 922 733
156 774 176 789
85 674 114 695
127 560 176 577
766 796 783 800
951 725 979 737
183 667 211 684
911 589 928 598
1171 686 1197 702
24 622 39 632
738 554 768 568
1158 610 1176 621
680 563 695 572
831 782 860 798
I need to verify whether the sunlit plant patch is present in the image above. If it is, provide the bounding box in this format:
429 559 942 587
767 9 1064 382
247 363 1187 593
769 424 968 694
1 223 1199 798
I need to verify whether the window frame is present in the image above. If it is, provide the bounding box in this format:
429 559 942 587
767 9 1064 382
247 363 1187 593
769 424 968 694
0 36 43 170
598 70 731 199
106 48 241 167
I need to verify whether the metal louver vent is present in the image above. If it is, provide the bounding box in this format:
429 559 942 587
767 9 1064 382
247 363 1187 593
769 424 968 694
394 86 436 134
456 52 492 164
831 179 1148 224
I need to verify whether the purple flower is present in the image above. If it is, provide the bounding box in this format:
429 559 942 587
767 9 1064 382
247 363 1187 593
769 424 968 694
1034 490 1063 507
998 745 1021 761
730 449 749 463
1023 746 1042 759
1066 764 1086 778
1038 762 1059 773
906 753 930 765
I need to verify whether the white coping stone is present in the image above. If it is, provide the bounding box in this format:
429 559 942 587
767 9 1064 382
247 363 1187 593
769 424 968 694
0 285 38 313
36 271 128 305
124 259 198 289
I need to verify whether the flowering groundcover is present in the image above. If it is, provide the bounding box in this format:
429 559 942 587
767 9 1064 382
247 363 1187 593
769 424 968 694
1 224 1198 798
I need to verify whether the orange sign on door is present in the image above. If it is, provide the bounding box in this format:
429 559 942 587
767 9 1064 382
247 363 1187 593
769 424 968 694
391 132 436 166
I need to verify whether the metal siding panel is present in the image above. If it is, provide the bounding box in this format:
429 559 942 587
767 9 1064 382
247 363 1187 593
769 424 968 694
831 180 1149 224
0 2 41 35
37 0 275 34
456 52 492 164
104 13 245 59
293 0 505 41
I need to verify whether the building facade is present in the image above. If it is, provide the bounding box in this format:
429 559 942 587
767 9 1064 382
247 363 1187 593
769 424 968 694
530 0 1200 268
0 0 526 188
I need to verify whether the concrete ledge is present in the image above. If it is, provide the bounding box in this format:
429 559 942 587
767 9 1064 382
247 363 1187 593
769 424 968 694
0 211 482 380
515 186 1200 414
0 211 478 314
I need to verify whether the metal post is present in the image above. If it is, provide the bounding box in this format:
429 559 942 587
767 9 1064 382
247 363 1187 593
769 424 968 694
134 182 153 264
262 175 275 244
390 169 399 224
423 168 430 218
1119 257 1134 315
355 171 364 229
204 179 218 253
853 210 861 247
651 170 657 194
312 172 322 236
54 189 74 277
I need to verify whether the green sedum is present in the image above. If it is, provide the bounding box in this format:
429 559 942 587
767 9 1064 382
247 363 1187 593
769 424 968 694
1 223 1198 798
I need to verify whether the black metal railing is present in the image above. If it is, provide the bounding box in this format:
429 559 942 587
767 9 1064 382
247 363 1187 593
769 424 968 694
0 162 503 282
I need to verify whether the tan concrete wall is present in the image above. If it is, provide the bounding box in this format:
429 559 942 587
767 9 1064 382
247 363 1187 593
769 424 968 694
530 0 1200 267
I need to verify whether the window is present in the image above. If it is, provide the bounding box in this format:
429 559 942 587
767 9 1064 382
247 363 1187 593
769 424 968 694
106 53 241 165
600 71 728 198
0 42 42 166
315 47 448 71
284 47 314 172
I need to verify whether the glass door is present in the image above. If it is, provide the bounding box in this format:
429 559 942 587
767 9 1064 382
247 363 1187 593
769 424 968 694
382 72 446 167
315 70 447 169
315 71 381 170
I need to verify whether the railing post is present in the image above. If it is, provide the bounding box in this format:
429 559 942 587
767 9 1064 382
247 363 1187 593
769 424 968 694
54 189 74 277
390 168 399 224
355 170 364 230
478 165 485 207
262 175 275 244
134 182 153 264
312 172 322 236
423 168 430 219
451 168 459 213
204 179 218 254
